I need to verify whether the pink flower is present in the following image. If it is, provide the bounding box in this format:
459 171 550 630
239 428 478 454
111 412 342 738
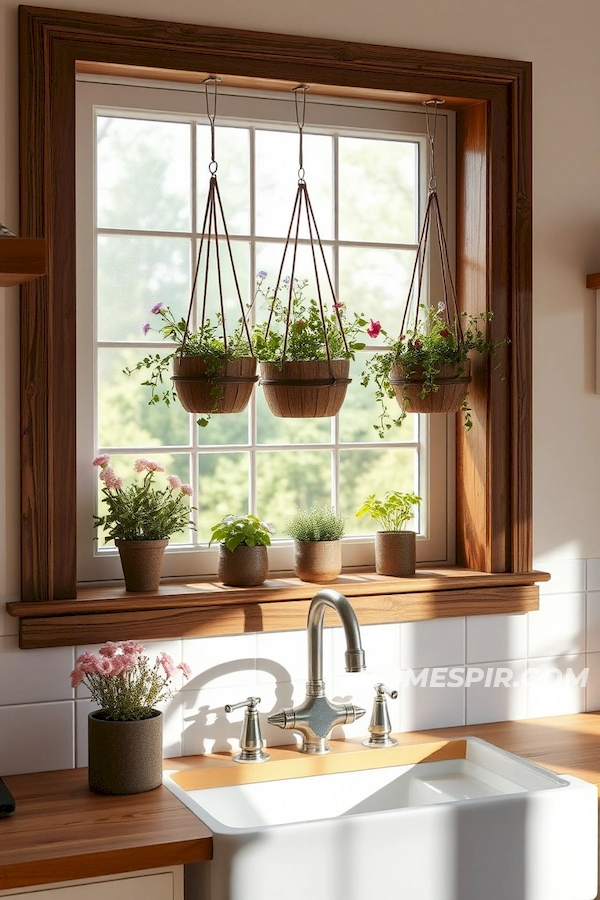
93 455 110 468
134 458 165 473
151 302 163 314
100 467 123 490
70 667 85 688
177 662 192 679
142 323 151 336
75 651 102 674
120 640 145 656
158 652 175 677
367 320 382 339
180 483 193 497
413 339 423 350
95 658 114 676
167 475 182 490
99 641 119 658
439 329 451 338
333 301 344 310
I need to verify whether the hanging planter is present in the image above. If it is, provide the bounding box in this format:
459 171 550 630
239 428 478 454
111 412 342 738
253 86 365 419
362 100 500 437
126 77 257 427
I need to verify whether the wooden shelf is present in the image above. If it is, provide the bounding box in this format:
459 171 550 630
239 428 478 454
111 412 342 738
6 566 549 649
0 237 46 286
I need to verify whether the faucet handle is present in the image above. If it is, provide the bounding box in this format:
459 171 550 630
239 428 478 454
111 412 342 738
225 696 261 713
225 697 270 764
362 683 398 748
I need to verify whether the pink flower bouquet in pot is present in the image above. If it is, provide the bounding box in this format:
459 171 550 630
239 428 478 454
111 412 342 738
71 640 192 795
93 455 195 592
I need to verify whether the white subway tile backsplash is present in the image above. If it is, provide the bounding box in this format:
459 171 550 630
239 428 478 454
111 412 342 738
333 622 401 675
536 558 585 595
0 701 74 775
182 633 258 691
0 637 74 705
400 617 465 670
526 654 586 718
465 659 528 725
585 653 600 713
528 593 585 659
399 672 465 732
587 559 600 592
466 614 528 664
586 592 600 653
257 628 324 685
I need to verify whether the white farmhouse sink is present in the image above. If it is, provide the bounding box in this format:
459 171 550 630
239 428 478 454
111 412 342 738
165 738 597 900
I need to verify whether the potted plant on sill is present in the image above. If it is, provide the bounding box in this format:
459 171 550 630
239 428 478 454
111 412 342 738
253 274 370 419
356 490 422 577
125 303 257 429
285 503 346 583
209 514 275 587
362 304 499 437
93 455 195 591
71 640 191 795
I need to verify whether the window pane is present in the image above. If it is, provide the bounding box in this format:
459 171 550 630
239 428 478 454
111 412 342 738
338 245 416 339
97 117 191 232
197 125 250 235
253 242 335 326
197 409 249 447
189 240 250 329
95 452 193 547
339 447 418 535
255 130 333 240
256 387 332 445
97 235 191 342
257 450 332 534
98 348 191 448
338 137 417 244
339 353 416 443
197 452 249 539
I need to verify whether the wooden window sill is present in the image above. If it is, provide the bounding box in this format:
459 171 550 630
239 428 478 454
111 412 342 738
6 567 549 649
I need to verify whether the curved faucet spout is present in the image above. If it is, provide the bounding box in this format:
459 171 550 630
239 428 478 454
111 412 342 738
307 589 366 682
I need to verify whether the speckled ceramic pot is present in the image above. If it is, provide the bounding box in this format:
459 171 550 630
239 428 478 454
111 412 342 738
217 543 269 587
375 531 416 577
88 709 163 795
294 540 342 583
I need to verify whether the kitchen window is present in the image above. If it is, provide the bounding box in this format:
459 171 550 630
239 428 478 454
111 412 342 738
75 79 454 583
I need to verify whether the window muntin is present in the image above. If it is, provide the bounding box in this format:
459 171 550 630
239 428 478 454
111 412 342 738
76 80 453 583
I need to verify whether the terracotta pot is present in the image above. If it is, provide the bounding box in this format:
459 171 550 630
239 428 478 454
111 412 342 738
259 359 351 418
390 359 471 414
88 709 163 795
375 531 416 577
172 355 258 415
294 540 342 583
217 543 269 587
115 539 168 592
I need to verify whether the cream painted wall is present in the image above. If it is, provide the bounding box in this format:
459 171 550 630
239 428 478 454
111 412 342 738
1 0 600 773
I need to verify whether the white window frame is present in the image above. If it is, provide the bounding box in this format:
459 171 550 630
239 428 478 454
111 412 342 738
75 77 455 583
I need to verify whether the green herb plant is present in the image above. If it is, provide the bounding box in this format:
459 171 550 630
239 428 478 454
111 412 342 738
362 303 503 436
285 504 347 542
209 514 275 551
253 275 368 364
356 491 422 532
124 302 252 427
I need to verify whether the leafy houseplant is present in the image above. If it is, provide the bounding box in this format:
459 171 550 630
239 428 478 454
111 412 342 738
93 455 194 591
362 304 499 437
209 514 275 587
285 504 347 583
253 274 370 418
356 490 422 577
125 303 256 427
70 640 191 795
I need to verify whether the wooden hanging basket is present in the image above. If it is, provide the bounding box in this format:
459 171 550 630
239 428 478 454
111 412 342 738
172 356 258 415
390 359 472 414
259 359 351 418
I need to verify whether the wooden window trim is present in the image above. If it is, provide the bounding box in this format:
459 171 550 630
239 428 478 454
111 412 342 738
13 5 536 648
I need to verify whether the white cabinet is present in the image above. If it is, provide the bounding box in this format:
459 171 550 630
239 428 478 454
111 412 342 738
0 867 183 900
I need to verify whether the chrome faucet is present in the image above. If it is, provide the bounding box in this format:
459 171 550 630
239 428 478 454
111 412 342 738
268 589 366 754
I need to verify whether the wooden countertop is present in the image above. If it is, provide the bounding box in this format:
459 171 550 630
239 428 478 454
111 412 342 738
3 711 600 891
